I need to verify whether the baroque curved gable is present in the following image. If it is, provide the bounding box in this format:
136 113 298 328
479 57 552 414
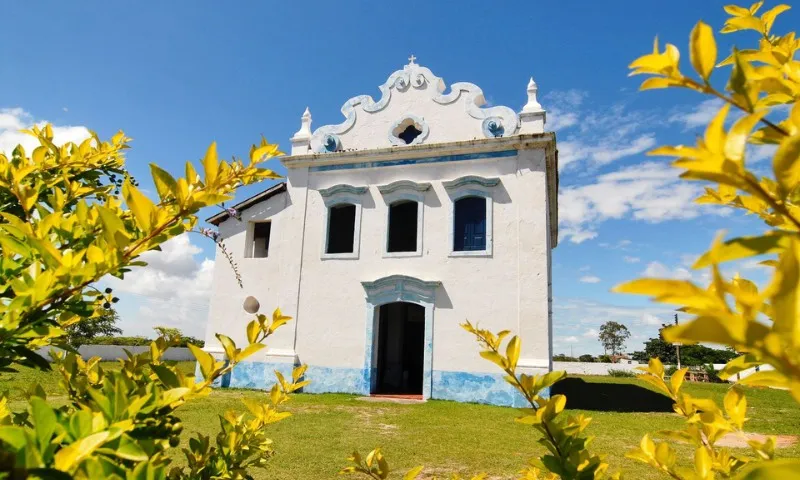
309 60 520 153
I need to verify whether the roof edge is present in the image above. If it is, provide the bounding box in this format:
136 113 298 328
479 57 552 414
206 182 287 226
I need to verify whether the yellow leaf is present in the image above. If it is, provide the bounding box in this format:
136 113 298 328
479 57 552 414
236 343 265 362
725 110 766 164
766 238 800 337
737 459 800 479
705 104 730 154
202 142 219 184
246 320 260 344
724 5 750 16
773 134 800 197
122 181 155 231
670 368 688 395
188 343 215 380
724 386 747 428
693 232 791 268
761 5 791 34
86 245 104 263
689 21 717 82
479 351 507 369
216 334 237 360
403 466 424 480
739 370 790 389
613 279 726 311
662 315 747 345
149 164 178 201
654 442 675 468
694 446 712 478
506 336 520 370
54 431 111 471
640 434 656 456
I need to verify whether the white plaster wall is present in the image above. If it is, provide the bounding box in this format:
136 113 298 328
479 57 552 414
291 148 551 374
204 188 304 359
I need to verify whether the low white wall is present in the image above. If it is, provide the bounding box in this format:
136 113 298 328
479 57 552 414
35 345 194 362
554 362 775 384
553 362 641 375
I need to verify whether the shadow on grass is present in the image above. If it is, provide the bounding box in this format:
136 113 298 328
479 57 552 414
552 378 674 412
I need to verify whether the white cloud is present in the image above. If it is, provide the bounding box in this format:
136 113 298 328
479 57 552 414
0 107 90 155
105 235 214 338
747 144 777 164
545 89 587 132
623 256 640 263
640 313 662 326
557 336 579 343
559 162 717 243
579 275 601 284
543 91 659 171
578 265 591 272
582 328 598 338
642 261 693 280
670 98 725 129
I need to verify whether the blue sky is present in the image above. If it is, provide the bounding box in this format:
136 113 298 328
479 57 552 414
2 1 794 354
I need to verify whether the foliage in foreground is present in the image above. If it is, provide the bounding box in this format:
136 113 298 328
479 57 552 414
4 2 800 479
342 2 800 479
0 125 311 478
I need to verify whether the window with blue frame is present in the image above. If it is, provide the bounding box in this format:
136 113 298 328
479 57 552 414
453 196 486 251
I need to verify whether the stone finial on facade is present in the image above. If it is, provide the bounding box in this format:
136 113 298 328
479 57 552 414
519 77 546 135
290 107 313 155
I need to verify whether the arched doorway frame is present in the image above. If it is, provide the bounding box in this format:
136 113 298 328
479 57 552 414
361 275 440 399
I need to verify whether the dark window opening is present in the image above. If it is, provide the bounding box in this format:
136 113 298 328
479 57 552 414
454 196 486 251
374 302 425 395
252 222 271 258
387 201 418 253
326 204 356 254
398 124 422 144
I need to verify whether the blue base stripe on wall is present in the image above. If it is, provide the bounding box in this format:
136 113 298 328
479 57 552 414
198 361 548 408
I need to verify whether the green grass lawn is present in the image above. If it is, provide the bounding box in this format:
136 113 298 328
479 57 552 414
2 362 799 479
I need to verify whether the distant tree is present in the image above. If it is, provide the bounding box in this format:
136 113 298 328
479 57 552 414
578 354 595 362
597 354 612 363
598 321 630 355
65 308 122 347
631 324 676 364
154 326 205 347
632 325 738 365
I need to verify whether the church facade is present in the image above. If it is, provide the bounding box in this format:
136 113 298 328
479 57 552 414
203 59 558 406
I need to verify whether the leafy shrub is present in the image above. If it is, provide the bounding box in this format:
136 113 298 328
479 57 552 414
597 354 612 363
0 126 302 477
607 369 636 378
578 354 595 363
83 335 151 346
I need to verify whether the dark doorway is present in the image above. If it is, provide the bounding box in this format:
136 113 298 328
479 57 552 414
374 302 425 395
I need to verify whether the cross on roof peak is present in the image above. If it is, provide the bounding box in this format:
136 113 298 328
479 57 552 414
408 54 417 65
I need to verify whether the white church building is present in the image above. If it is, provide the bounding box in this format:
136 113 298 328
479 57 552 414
203 58 558 406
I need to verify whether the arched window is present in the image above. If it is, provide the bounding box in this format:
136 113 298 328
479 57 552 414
326 203 356 254
453 196 486 252
387 200 418 253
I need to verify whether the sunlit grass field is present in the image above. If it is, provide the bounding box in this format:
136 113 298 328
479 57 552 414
2 362 798 479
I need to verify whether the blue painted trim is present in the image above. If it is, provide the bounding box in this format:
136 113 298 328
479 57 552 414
204 361 547 407
309 149 517 172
